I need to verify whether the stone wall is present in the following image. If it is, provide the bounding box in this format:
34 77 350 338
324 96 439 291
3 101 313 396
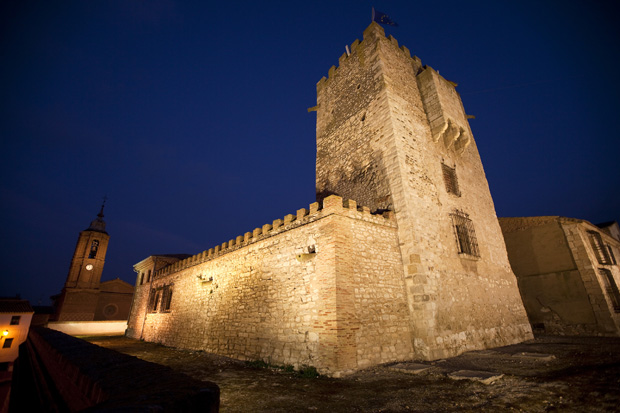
129 196 413 377
47 320 128 336
55 289 99 321
127 255 184 339
561 220 620 334
315 22 532 359
500 217 620 336
24 327 219 411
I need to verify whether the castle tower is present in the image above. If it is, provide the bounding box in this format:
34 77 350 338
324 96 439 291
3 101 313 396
54 201 110 321
315 22 533 359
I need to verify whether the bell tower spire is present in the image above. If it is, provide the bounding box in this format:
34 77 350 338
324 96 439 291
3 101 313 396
53 199 111 321
87 195 107 233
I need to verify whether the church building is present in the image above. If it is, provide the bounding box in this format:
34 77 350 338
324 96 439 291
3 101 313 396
126 22 532 377
53 203 134 322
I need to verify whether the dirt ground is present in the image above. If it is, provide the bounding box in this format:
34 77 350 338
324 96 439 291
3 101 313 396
85 335 620 412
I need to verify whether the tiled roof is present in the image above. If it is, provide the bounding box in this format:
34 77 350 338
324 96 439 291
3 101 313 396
0 299 34 313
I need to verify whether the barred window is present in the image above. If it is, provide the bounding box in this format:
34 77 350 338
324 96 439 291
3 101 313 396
442 163 460 196
588 231 612 265
451 210 479 257
161 284 173 312
599 268 620 313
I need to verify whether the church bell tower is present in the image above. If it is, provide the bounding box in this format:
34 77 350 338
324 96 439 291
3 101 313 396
54 200 110 321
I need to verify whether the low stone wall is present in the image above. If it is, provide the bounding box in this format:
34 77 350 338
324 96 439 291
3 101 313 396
25 327 219 411
48 320 128 336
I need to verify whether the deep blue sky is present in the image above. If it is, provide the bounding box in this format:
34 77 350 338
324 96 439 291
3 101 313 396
1 1 618 305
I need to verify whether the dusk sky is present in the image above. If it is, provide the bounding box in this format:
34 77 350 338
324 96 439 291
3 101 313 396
1 1 619 306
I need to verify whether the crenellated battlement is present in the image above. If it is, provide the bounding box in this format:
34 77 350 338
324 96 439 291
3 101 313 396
154 195 395 278
316 22 422 93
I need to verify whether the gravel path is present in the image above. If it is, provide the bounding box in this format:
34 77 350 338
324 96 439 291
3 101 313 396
86 335 620 412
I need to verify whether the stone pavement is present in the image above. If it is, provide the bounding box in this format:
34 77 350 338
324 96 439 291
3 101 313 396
86 335 620 412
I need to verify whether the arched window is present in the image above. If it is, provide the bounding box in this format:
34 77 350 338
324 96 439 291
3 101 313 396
88 240 99 259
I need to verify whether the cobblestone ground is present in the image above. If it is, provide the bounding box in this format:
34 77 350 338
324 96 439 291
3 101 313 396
85 335 620 412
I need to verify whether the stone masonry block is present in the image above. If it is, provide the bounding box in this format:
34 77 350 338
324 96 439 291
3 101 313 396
344 199 357 210
297 208 308 220
322 195 343 212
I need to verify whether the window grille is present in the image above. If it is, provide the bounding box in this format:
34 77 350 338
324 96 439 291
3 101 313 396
450 210 479 257
599 268 620 313
588 231 612 265
161 284 173 312
442 163 460 196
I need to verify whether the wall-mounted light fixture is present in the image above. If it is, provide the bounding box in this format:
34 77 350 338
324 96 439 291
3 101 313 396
2 330 8 336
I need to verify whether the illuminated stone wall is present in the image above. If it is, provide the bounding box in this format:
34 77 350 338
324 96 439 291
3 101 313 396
128 196 413 377
315 22 532 359
501 216 620 336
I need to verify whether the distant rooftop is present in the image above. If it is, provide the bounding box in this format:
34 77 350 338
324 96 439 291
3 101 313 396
0 299 34 313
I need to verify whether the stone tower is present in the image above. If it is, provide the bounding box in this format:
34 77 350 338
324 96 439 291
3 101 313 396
54 202 110 321
315 22 532 359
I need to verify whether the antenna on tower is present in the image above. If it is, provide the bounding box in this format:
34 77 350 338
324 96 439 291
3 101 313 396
98 195 107 218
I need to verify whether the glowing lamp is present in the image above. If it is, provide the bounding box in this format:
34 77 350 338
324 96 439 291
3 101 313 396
2 330 7 336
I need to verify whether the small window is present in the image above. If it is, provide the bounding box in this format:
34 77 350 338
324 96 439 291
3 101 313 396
599 268 620 313
147 269 152 282
10 316 20 325
148 288 161 313
2 338 13 349
588 231 612 265
608 246 617 265
441 163 460 196
88 240 100 259
161 284 173 312
140 272 145 285
451 210 479 257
